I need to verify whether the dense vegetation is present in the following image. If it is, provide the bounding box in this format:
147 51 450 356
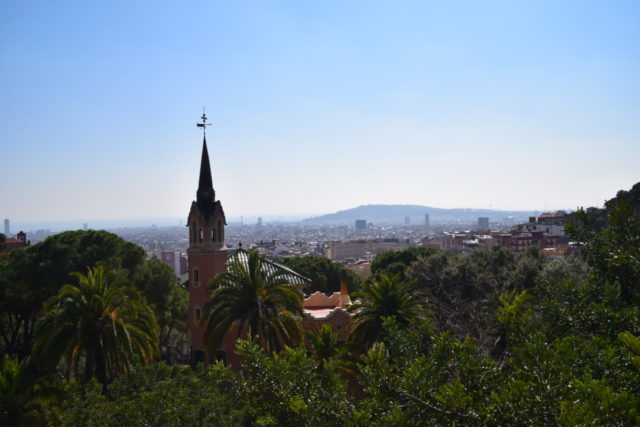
1 184 640 426
276 255 362 295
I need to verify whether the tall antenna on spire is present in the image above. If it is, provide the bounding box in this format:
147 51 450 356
196 107 212 135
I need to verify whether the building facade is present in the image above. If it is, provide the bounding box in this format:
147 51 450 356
478 217 489 229
327 238 411 261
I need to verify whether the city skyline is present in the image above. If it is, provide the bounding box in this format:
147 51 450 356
2 1 639 223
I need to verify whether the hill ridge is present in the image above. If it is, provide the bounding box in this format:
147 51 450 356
302 204 542 225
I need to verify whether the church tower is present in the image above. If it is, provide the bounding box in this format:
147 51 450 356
187 114 227 364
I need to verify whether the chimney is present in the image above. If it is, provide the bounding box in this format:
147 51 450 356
339 278 348 308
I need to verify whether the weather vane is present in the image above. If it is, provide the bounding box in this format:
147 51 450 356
196 107 212 135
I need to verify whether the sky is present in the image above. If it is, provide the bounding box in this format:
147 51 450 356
1 1 639 227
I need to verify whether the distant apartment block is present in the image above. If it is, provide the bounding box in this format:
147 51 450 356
432 210 568 255
478 217 489 229
520 210 566 236
160 250 188 277
3 219 9 236
424 214 430 227
355 219 367 231
421 236 441 250
327 238 411 261
441 232 497 253
493 230 560 253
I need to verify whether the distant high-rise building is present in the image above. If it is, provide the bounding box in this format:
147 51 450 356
355 219 367 231
424 214 430 227
478 217 489 229
161 250 188 277
83 223 88 231
257 217 262 227
3 218 9 235
404 216 410 224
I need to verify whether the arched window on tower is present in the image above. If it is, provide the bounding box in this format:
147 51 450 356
193 267 200 287
212 227 217 242
217 220 223 243
194 306 201 324
199 228 203 242
190 221 196 243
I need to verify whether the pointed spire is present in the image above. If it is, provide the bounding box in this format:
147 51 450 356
196 136 215 219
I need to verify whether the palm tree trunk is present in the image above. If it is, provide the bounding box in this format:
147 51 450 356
84 345 95 383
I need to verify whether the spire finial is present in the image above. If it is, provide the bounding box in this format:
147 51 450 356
196 107 212 135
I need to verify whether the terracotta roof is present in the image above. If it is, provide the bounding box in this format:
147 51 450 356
304 307 351 320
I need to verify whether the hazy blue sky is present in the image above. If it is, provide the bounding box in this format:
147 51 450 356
1 1 639 224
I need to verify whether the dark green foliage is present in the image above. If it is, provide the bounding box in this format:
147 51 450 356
306 324 356 375
42 341 357 427
44 363 246 426
601 181 640 220
0 230 187 363
355 318 501 425
0 355 50 426
276 255 362 295
0 230 145 358
33 266 159 384
9 186 640 425
571 197 640 301
236 339 355 426
135 260 187 361
349 274 429 349
407 245 546 356
370 246 437 279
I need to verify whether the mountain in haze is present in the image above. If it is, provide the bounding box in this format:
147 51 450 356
302 204 541 225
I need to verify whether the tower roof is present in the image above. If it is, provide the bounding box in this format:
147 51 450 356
196 137 215 219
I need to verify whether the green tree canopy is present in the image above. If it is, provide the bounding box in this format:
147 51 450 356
371 247 438 279
276 255 361 295
0 230 185 362
349 274 428 349
33 266 158 384
1 230 146 358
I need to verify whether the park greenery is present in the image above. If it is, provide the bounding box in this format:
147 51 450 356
276 255 362 295
1 184 640 425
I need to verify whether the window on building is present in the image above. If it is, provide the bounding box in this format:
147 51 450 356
193 268 199 286
194 307 201 324
217 220 223 243
199 229 203 242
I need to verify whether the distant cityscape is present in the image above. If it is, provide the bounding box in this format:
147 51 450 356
2 204 572 280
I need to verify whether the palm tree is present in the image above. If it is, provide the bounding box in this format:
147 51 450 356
349 274 428 349
0 356 41 426
33 266 158 384
201 250 304 354
306 324 356 375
